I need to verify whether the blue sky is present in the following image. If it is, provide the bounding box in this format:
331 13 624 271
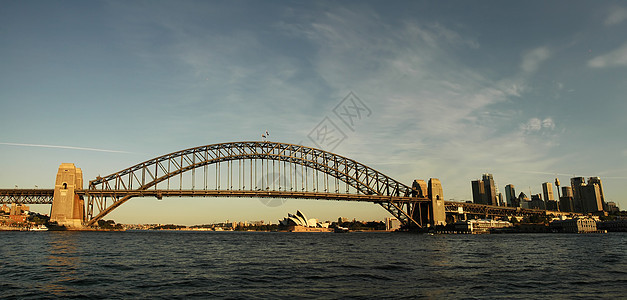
1 1 626 225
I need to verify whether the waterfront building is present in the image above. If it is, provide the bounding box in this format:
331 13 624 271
549 217 598 233
605 201 619 213
505 184 517 207
597 219 627 232
9 214 27 223
10 203 29 215
279 210 321 228
454 219 512 234
385 217 401 231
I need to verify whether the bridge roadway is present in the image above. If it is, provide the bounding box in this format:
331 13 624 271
0 188 430 204
0 189 54 204
1 188 573 218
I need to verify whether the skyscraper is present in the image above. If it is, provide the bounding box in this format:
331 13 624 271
571 177 586 213
582 180 603 213
542 182 558 211
542 182 554 201
588 177 605 205
559 186 575 212
471 180 486 205
570 176 604 213
505 184 517 207
482 174 497 206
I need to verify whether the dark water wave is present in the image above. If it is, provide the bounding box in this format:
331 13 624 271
1 231 625 299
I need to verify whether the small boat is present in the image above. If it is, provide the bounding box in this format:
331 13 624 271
334 226 349 233
30 225 49 231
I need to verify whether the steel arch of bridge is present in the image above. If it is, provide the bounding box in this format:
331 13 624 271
85 141 427 227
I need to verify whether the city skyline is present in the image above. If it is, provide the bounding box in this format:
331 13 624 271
2 1 626 225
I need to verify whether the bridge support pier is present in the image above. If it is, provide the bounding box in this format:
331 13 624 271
410 178 446 228
429 179 446 226
50 163 84 228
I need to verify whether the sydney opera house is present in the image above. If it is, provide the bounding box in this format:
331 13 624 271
279 210 331 232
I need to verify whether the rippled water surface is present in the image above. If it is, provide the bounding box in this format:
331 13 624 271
1 231 625 299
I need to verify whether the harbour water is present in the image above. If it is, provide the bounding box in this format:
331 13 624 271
2 231 625 299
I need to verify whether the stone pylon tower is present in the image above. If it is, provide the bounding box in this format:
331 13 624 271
50 163 84 228
428 178 446 226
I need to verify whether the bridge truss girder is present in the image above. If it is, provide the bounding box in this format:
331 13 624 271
0 189 54 204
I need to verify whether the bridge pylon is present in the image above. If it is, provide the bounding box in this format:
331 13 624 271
50 163 85 228
428 178 446 226
410 178 446 228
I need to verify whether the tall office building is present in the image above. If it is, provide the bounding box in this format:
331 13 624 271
482 174 497 206
471 180 486 205
571 177 586 213
570 177 604 213
542 182 554 201
582 180 603 213
559 186 575 212
505 184 517 207
588 177 605 205
542 182 558 211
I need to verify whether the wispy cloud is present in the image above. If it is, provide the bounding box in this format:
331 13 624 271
605 7 627 26
588 42 627 68
520 117 555 134
274 8 568 200
520 47 551 73
0 142 132 154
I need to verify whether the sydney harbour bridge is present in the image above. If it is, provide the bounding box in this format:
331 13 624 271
0 141 559 229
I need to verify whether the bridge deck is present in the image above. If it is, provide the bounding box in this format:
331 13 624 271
78 189 431 203
0 188 431 204
0 189 54 204
1 188 577 218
